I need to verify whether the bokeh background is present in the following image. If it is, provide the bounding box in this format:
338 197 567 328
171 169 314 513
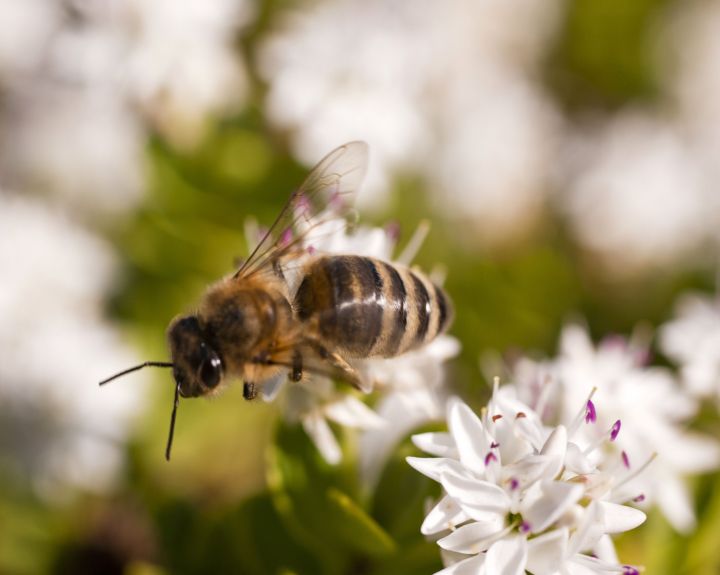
2 0 720 573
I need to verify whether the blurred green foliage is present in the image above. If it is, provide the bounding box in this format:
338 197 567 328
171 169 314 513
4 1 720 573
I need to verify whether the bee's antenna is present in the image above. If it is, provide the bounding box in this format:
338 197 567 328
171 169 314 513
98 361 174 386
165 382 181 461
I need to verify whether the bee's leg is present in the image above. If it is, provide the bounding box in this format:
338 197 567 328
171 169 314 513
243 381 258 400
291 349 303 382
307 341 371 393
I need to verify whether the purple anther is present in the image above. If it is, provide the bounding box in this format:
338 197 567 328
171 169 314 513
280 227 293 246
519 521 532 534
509 477 520 491
622 566 639 575
585 400 597 424
610 420 621 442
621 450 630 469
484 452 498 466
490 441 500 449
633 494 645 503
307 245 316 255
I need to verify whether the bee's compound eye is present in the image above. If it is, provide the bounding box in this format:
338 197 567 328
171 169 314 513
200 354 223 389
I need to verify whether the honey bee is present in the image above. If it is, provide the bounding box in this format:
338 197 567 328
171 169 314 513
99 142 453 460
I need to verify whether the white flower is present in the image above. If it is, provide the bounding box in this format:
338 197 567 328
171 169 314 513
0 194 144 497
560 111 714 276
0 0 253 216
407 389 646 575
513 323 720 532
659 292 720 403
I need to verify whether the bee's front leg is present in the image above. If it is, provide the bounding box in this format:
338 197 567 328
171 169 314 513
243 381 258 400
291 349 303 382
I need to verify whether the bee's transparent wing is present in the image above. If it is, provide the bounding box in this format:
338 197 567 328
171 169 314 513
234 141 369 279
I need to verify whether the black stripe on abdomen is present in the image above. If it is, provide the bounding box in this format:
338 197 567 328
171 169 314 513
434 283 452 335
380 262 408 356
411 272 431 346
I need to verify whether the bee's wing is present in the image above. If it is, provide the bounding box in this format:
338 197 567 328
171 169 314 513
234 141 369 279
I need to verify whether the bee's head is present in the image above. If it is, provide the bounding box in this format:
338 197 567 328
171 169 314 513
167 315 224 398
98 314 224 461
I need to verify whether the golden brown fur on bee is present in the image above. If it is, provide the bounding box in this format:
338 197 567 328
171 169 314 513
196 273 298 389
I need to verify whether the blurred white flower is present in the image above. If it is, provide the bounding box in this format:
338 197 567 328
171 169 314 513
0 194 144 497
561 112 714 275
660 292 720 403
124 0 253 147
0 82 145 218
407 391 646 575
0 0 253 216
0 0 60 74
259 0 563 236
513 324 720 532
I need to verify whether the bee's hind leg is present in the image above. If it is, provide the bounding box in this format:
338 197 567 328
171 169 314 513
306 341 372 393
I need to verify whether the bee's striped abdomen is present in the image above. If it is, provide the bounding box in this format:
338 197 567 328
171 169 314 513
294 255 452 358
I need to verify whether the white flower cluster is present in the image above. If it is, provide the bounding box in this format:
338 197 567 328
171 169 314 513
511 324 720 533
408 382 647 575
259 0 562 239
0 0 252 217
0 195 144 497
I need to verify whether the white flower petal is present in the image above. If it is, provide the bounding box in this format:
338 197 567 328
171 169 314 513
412 431 458 458
441 471 511 522
437 518 505 554
564 442 596 475
539 425 567 479
484 536 528 575
598 501 646 534
501 455 553 490
522 480 584 534
526 528 568 575
324 396 385 429
568 501 602 556
434 553 486 575
406 456 468 482
302 412 341 464
422 495 470 535
449 401 492 475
